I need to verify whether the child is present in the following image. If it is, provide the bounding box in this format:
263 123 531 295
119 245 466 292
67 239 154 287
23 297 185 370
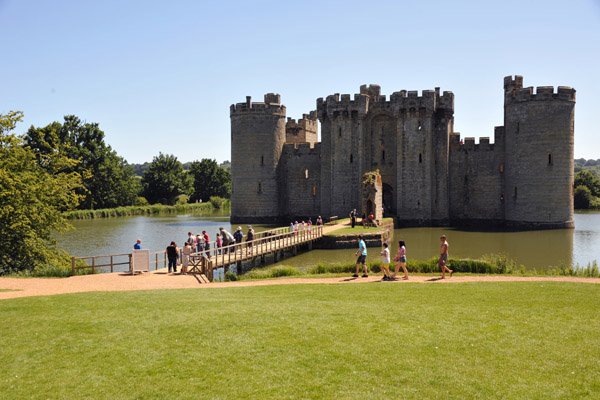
380 243 392 281
216 233 222 255
393 240 409 280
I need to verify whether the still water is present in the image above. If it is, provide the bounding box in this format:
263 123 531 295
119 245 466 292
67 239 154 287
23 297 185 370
57 211 600 271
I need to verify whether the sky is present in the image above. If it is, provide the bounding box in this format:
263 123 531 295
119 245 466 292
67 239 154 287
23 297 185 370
1 0 599 164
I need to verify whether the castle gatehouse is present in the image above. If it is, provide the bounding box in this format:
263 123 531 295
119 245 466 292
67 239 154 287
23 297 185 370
230 76 575 230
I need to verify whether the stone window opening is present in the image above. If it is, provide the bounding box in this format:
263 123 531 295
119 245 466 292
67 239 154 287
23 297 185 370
419 153 422 163
500 164 504 173
516 121 520 134
261 155 264 166
312 185 316 197
418 122 422 131
350 154 353 163
381 126 384 136
500 192 504 201
513 186 517 199
258 181 262 194
305 169 309 179
339 127 342 137
548 153 553 166
382 150 385 162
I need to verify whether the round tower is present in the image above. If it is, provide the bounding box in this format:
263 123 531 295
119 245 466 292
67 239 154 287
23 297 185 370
230 93 286 223
503 75 575 229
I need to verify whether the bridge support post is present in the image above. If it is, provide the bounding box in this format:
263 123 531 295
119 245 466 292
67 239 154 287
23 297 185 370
261 255 265 264
308 242 313 251
273 251 278 262
251 257 256 269
293 246 297 256
237 261 242 273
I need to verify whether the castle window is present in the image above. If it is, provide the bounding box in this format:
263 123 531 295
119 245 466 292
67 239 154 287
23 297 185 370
419 153 422 163
500 193 504 201
418 122 422 131
338 127 342 137
548 153 553 166
382 150 385 162
516 121 520 134
350 154 353 163
305 169 309 179
261 155 264 166
514 186 517 199
258 181 262 194
500 164 504 173
312 185 316 197
381 126 384 136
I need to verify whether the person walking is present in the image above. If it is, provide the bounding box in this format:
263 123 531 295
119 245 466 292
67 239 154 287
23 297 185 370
219 227 234 254
202 230 211 259
181 241 192 275
216 233 223 255
350 208 357 228
234 226 244 244
353 234 368 278
393 240 409 280
439 235 453 278
380 242 392 281
246 225 255 255
196 233 204 254
165 241 179 274
133 239 142 250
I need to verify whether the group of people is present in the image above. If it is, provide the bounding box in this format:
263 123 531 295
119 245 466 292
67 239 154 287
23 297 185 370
349 209 375 228
289 217 322 233
137 225 258 274
353 234 453 280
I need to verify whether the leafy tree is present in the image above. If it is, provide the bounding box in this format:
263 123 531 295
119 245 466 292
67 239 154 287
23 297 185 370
24 116 139 209
574 186 592 209
574 170 600 197
141 153 192 205
188 158 231 202
0 111 83 274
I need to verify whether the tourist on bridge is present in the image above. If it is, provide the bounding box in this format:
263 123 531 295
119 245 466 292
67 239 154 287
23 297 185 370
196 233 204 254
353 234 368 278
316 216 323 226
234 226 244 244
246 225 255 255
202 230 211 259
289 222 294 232
393 240 408 280
219 227 234 254
133 239 142 250
181 241 192 275
187 232 196 246
165 241 179 274
294 221 299 232
216 233 222 255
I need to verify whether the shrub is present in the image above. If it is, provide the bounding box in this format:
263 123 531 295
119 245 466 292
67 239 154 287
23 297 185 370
245 266 301 280
574 185 592 209
135 196 149 206
209 196 229 209
175 194 189 205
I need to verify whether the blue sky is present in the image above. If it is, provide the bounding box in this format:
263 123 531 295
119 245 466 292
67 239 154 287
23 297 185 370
1 0 599 163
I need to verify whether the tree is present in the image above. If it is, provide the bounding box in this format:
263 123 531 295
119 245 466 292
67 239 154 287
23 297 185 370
24 116 139 209
141 153 192 205
574 170 600 197
574 186 592 209
0 111 83 274
188 158 231 202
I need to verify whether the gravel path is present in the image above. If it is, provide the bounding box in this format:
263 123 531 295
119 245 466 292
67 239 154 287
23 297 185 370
1 271 598 300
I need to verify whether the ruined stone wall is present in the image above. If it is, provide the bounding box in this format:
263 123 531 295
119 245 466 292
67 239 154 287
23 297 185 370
279 142 321 220
448 128 505 223
503 76 575 228
230 94 286 223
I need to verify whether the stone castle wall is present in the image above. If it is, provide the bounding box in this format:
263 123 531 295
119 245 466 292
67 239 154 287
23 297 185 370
230 76 575 230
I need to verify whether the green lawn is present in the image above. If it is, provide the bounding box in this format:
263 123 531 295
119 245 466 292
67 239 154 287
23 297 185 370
325 225 384 236
1 282 599 399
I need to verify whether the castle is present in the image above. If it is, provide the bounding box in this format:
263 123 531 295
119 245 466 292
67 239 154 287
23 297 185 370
230 76 575 229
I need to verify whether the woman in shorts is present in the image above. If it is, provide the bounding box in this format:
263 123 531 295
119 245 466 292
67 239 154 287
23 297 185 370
393 240 408 280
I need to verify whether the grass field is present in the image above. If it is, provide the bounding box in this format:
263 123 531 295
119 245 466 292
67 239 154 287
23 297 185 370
324 225 384 236
1 282 599 399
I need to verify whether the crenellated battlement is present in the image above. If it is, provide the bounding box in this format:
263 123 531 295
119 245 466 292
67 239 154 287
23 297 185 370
282 142 321 156
504 75 575 104
317 85 454 119
230 94 286 116
449 134 496 152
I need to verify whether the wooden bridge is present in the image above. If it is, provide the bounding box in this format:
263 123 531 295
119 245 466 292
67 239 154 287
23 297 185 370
187 225 324 281
71 225 326 281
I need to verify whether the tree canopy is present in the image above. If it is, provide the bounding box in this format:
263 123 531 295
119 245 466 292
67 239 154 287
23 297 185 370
0 111 82 275
24 116 139 209
141 153 192 205
574 170 600 209
188 158 231 202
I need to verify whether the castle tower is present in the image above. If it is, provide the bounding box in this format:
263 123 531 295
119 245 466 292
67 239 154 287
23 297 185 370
230 94 286 223
285 111 318 145
503 75 575 228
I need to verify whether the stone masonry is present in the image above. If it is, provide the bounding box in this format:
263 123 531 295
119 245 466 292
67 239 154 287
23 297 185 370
230 76 576 229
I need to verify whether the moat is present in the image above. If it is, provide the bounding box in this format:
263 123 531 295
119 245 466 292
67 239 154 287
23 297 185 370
56 210 600 272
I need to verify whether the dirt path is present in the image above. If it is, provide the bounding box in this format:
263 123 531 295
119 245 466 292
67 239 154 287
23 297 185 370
1 271 598 300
